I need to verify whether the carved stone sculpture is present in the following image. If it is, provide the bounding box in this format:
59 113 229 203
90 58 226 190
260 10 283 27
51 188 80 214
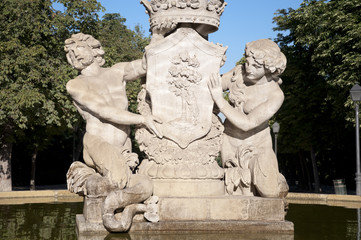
208 38 289 198
141 0 227 38
64 33 160 232
135 27 226 188
69 1 294 235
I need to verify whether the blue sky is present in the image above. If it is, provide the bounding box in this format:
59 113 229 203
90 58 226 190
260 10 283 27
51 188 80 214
57 0 303 73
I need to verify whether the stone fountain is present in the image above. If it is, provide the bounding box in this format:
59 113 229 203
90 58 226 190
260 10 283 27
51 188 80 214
64 0 293 236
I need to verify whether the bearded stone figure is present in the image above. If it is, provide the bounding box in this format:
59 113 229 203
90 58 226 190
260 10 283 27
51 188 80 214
65 33 160 232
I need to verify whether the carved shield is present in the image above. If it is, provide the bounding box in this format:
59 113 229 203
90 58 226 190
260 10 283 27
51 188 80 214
145 27 227 148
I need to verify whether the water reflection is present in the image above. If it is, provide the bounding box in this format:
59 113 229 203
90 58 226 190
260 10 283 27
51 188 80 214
1 202 361 239
357 208 361 239
286 204 360 240
77 232 293 240
0 202 82 240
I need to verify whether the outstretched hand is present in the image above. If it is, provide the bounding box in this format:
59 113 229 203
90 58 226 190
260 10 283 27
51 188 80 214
208 73 224 104
144 115 163 139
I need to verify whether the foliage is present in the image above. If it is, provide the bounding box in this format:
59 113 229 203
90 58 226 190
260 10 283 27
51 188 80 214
55 0 104 36
0 0 151 188
273 0 361 188
1 0 70 146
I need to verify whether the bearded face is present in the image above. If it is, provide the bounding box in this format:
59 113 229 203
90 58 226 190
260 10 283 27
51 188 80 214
66 42 95 71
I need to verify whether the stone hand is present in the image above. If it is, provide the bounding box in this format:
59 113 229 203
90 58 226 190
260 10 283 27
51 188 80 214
144 115 163 139
208 73 224 104
124 152 139 172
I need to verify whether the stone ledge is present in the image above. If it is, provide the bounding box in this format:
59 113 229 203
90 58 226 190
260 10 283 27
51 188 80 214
286 192 361 208
0 190 82 204
76 195 292 235
130 220 294 233
76 213 293 235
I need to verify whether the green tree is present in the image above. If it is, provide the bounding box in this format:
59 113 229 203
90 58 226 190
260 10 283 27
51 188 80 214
0 0 103 191
273 0 361 191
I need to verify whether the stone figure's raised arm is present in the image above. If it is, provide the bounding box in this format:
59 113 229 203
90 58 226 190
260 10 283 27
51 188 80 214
123 58 147 81
208 73 284 132
66 79 163 138
66 79 143 125
221 64 243 91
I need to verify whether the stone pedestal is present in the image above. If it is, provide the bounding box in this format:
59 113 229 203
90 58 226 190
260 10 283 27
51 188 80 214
76 214 108 235
83 196 104 224
157 196 286 221
76 195 293 235
76 196 108 235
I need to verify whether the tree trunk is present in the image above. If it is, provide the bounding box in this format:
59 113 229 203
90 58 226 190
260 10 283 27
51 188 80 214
0 142 12 192
30 150 38 191
298 152 311 190
310 146 321 193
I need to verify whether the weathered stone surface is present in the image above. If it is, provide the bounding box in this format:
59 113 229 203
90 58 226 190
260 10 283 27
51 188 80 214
76 214 108 235
157 196 285 222
79 232 294 240
152 179 225 197
136 27 227 184
129 220 294 234
83 196 105 224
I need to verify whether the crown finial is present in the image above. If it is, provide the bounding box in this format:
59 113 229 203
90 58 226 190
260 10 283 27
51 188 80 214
141 0 227 35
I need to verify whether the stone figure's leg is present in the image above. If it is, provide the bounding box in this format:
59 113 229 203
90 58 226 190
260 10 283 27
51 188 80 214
103 203 147 232
124 137 132 152
250 138 280 198
83 133 130 189
82 141 95 169
102 174 154 232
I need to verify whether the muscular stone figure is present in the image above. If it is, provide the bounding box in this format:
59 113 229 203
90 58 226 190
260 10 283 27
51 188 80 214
65 33 160 232
65 33 162 189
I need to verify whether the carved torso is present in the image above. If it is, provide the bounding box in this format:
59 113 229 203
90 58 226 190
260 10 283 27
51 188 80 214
74 64 130 147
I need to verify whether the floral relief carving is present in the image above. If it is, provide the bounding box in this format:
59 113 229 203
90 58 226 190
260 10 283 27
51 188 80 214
178 0 201 9
168 51 202 126
207 0 227 15
149 0 200 11
150 0 170 12
135 113 223 167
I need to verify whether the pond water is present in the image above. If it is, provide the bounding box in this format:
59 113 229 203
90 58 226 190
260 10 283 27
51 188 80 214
0 202 360 240
286 204 360 240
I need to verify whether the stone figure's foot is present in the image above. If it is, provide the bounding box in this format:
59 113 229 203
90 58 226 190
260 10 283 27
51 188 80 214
144 196 159 223
144 212 159 223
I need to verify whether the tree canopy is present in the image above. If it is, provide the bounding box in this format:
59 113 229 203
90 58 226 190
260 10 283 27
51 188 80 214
273 0 361 190
0 0 149 190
